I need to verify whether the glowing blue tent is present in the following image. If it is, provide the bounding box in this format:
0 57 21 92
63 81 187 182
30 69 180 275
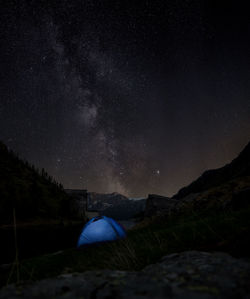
77 216 126 248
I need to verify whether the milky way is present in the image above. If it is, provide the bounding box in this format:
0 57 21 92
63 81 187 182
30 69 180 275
1 1 250 197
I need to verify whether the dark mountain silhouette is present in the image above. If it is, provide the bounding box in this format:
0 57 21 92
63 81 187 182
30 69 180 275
88 192 146 220
0 141 70 224
173 141 250 199
87 192 129 210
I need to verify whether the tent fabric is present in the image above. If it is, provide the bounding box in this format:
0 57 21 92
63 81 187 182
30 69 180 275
77 216 126 248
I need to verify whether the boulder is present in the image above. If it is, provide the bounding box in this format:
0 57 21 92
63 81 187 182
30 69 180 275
1 251 250 298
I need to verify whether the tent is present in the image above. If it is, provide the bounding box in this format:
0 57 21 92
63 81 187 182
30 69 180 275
77 216 126 248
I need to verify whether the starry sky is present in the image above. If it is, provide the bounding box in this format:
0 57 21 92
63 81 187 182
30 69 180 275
1 0 250 197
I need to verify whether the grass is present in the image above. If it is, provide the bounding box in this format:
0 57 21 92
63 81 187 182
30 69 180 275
1 205 250 287
6 209 20 285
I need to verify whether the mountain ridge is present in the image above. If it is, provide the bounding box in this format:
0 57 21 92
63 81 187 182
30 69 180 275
0 141 70 224
173 140 250 199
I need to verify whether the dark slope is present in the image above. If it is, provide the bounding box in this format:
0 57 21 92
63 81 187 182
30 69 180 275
0 142 70 224
173 141 250 199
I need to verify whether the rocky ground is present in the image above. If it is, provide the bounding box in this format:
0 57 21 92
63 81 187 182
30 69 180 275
1 251 249 299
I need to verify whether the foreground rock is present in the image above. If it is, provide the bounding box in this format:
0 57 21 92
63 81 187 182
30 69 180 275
1 251 250 298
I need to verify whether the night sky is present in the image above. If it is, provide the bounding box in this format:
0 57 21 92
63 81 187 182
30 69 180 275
1 0 250 197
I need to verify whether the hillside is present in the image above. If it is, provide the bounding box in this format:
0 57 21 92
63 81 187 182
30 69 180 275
0 142 70 224
173 141 250 199
143 140 250 219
